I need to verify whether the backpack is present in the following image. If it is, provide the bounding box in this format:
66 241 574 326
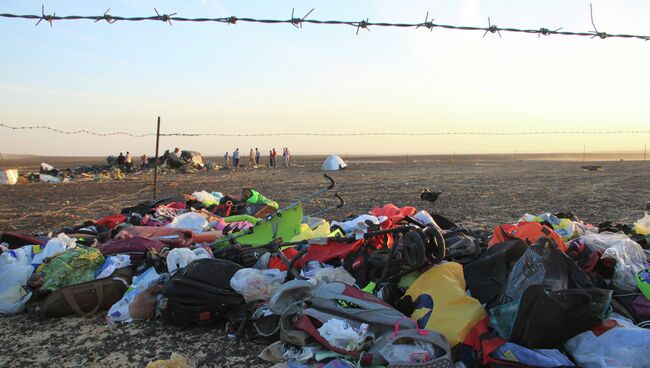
160 258 245 326
290 282 417 363
488 222 568 252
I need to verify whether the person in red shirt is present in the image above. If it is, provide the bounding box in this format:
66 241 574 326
271 148 277 168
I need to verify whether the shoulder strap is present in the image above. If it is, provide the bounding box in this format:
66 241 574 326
60 283 105 316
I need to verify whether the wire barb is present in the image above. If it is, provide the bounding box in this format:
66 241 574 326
35 4 55 27
483 17 501 38
290 8 314 28
356 18 370 35
95 8 116 24
538 27 562 38
416 11 434 31
154 8 176 26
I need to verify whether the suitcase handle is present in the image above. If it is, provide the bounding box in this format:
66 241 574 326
61 283 104 316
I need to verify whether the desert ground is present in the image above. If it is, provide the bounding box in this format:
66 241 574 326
1 156 649 367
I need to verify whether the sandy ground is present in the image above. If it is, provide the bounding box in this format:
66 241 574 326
1 157 649 367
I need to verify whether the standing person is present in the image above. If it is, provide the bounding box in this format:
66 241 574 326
126 151 133 173
272 148 277 168
174 147 181 158
117 152 125 171
232 148 240 169
141 153 147 169
286 147 291 167
255 148 260 165
269 150 273 168
249 148 256 167
223 151 230 169
282 148 289 167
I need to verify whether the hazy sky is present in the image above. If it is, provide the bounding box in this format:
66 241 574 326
1 0 649 156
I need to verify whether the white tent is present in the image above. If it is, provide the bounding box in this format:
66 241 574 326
322 155 347 171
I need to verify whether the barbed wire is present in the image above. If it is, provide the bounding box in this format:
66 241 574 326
0 123 154 137
2 123 649 137
0 4 648 41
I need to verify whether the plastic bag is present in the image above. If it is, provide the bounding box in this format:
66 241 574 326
107 267 161 323
0 245 33 268
313 266 356 286
95 254 132 279
331 215 387 240
382 341 437 364
580 232 647 290
129 284 163 320
565 314 650 368
166 248 211 274
0 263 34 314
166 212 208 233
230 268 286 303
32 233 77 269
633 213 650 235
192 190 219 206
413 210 436 227
317 318 370 351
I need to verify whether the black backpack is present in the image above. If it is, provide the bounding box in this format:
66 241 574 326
160 258 245 326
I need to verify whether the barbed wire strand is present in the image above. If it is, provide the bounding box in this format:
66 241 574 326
0 4 648 41
2 123 650 137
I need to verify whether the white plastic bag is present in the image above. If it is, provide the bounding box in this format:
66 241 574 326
166 248 211 274
565 314 650 368
580 232 647 290
31 233 76 268
192 190 219 206
413 210 436 227
317 318 370 351
0 263 34 314
95 254 132 279
313 266 356 286
166 212 208 233
230 268 286 302
0 245 33 267
106 267 161 323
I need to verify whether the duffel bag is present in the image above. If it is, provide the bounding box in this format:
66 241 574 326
42 268 133 318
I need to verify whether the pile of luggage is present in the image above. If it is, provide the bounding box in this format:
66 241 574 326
1 177 650 367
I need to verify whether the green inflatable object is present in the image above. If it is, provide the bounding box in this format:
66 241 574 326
213 203 304 247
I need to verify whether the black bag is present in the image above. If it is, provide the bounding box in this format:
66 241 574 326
509 284 612 348
214 245 269 268
464 239 528 304
443 231 482 264
160 258 245 326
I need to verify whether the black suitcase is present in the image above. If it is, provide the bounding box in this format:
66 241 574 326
160 258 245 326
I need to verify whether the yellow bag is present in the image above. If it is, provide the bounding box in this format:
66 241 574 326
404 262 486 346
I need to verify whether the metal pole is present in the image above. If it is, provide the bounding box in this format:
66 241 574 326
153 116 161 200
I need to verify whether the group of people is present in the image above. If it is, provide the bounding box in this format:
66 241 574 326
116 151 148 173
224 147 291 169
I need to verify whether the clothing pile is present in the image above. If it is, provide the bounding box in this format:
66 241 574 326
1 185 650 368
